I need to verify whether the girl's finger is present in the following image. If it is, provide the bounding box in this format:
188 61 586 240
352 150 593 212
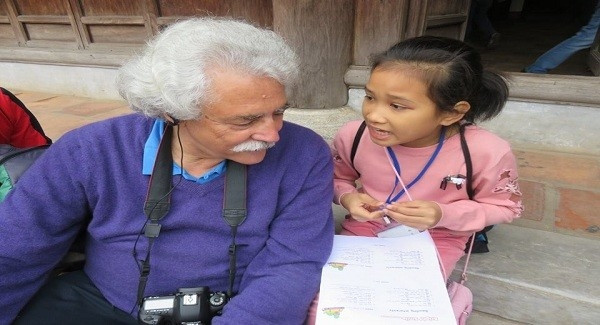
367 210 385 219
383 206 420 217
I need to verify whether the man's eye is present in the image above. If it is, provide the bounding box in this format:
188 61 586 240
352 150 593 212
235 120 256 126
364 95 374 101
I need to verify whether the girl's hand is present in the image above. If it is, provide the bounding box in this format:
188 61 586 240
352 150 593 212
382 200 442 231
340 193 385 222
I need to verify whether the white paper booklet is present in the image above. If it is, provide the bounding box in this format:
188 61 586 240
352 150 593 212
315 232 456 324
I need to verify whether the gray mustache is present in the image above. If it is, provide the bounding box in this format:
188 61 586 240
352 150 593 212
231 140 276 152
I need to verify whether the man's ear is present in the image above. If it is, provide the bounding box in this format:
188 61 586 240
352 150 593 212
163 114 180 126
440 101 470 126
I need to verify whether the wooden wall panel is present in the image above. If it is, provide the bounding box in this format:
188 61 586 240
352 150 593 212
158 0 228 16
423 0 470 41
74 0 148 48
427 0 469 15
10 0 78 47
353 0 409 66
5 0 27 45
0 3 10 42
157 0 272 27
424 25 463 39
0 0 277 66
230 0 272 27
87 25 147 44
0 25 17 44
14 0 68 15
25 23 76 42
78 0 144 16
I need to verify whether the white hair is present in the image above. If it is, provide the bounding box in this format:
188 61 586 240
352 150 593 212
116 18 299 120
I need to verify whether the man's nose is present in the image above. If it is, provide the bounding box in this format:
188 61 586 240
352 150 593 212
253 118 281 143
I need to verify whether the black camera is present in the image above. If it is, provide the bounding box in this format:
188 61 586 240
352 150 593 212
139 287 228 324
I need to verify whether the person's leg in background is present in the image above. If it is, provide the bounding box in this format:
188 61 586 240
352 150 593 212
524 3 600 73
467 0 501 49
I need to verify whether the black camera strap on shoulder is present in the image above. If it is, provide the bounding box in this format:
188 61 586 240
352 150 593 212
136 123 247 308
136 124 173 307
222 160 247 297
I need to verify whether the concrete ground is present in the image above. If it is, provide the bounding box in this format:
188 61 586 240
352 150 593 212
11 89 131 141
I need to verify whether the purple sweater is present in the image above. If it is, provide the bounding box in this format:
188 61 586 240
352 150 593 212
0 114 334 324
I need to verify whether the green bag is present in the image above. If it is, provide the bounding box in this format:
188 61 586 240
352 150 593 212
0 144 49 201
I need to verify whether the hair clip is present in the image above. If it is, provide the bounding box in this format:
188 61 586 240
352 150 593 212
440 174 466 190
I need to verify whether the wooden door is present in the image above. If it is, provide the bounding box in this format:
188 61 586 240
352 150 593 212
423 0 472 39
346 0 472 90
352 0 472 67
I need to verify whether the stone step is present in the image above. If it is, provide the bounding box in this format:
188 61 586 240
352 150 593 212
453 224 600 325
469 310 526 325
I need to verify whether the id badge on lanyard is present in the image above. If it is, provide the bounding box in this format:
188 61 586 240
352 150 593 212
376 222 420 238
375 127 446 238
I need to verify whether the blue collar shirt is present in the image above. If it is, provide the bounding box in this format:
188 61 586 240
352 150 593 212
142 119 226 184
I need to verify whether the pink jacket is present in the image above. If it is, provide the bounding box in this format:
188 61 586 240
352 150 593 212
332 120 523 235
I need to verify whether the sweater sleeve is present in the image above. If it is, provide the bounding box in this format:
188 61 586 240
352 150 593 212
332 121 363 204
0 131 89 323
435 148 524 232
212 135 335 325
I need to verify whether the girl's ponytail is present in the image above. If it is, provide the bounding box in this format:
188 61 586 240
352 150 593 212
466 70 509 123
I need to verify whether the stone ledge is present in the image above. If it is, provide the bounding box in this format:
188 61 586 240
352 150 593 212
452 224 600 324
283 107 361 143
0 62 122 100
469 310 526 325
0 47 134 68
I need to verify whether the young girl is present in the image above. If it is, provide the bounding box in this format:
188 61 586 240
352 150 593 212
332 36 523 276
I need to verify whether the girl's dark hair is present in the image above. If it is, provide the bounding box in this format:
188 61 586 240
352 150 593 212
370 36 509 123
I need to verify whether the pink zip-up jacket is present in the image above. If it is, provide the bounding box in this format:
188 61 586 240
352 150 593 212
332 120 523 236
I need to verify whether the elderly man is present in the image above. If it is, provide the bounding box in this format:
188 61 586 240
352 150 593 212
0 18 334 324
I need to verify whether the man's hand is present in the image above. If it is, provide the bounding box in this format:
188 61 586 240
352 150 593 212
340 193 385 222
382 200 442 231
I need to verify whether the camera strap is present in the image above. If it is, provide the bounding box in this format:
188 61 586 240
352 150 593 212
136 123 247 307
223 160 247 297
136 123 174 307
